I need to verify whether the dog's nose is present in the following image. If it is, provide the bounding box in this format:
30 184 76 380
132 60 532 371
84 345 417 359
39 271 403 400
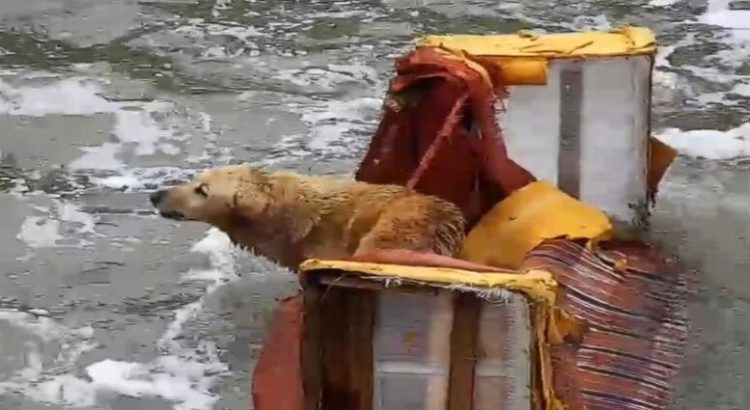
149 190 168 207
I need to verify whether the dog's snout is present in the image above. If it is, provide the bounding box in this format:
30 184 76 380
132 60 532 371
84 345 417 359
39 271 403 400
150 190 168 207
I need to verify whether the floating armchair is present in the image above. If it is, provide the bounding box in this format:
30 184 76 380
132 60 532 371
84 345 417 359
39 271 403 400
252 27 690 410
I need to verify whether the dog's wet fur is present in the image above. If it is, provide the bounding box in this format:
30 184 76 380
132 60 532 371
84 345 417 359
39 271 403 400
151 164 466 271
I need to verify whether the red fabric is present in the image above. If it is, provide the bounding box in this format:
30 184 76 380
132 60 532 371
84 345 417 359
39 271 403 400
356 47 535 226
251 295 304 410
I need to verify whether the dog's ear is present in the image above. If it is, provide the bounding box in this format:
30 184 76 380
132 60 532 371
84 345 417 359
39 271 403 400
202 178 233 201
230 185 273 219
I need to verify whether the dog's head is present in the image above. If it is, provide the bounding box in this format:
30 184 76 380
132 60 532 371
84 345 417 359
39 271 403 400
150 164 272 225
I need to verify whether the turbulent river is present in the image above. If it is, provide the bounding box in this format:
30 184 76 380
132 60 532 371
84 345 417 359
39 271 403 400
1 0 749 409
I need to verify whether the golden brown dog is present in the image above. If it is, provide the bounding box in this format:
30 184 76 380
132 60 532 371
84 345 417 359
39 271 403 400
150 164 466 271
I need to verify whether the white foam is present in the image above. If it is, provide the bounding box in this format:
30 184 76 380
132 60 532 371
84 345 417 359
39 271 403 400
211 0 233 18
254 72 383 166
256 133 310 166
90 166 192 190
701 0 750 41
655 43 675 69
306 10 370 18
273 63 379 93
650 33 745 102
0 310 83 342
91 173 142 189
571 14 613 30
651 43 687 105
328 63 379 81
0 75 185 173
70 101 179 171
301 97 382 154
34 375 96 407
57 201 98 235
0 78 117 116
69 142 125 170
75 355 224 410
648 0 680 6
668 5 750 98
4 228 238 410
16 216 63 248
171 20 267 60
160 142 181 156
114 103 176 156
655 123 750 160
15 201 100 249
733 82 750 96
203 23 267 39
0 310 97 404
160 228 237 347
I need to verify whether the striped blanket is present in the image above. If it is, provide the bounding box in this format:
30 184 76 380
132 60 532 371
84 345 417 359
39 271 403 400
524 239 691 410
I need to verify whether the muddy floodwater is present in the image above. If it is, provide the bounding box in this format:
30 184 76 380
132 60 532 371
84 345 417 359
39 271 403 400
1 0 749 409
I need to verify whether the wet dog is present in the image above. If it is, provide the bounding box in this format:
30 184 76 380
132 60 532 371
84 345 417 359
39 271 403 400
150 164 466 271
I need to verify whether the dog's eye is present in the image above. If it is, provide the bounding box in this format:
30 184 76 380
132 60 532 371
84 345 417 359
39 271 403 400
194 184 209 197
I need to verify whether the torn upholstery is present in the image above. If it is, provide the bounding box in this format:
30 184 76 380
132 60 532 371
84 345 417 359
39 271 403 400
355 46 535 226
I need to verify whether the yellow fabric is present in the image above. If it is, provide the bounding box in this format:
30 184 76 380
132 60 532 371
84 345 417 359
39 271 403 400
535 308 568 410
299 259 557 303
430 47 495 89
418 26 656 58
459 180 613 269
418 27 655 86
486 57 549 85
429 48 549 86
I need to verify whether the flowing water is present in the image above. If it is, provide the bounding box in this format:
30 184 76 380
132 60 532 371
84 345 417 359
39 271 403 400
0 0 749 409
